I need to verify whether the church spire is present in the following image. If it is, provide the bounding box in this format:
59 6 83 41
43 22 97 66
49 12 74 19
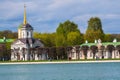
23 4 27 25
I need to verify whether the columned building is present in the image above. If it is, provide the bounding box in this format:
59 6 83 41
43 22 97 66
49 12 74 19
67 39 120 60
11 5 45 61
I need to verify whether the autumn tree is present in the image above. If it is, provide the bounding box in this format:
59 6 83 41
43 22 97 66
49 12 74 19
84 17 104 42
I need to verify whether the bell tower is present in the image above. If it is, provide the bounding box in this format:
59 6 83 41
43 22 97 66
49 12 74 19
18 4 33 39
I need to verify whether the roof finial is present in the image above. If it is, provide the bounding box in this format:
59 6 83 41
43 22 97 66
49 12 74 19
23 4 27 25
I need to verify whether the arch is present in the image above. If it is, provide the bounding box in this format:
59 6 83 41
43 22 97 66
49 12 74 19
115 45 120 58
90 45 98 59
106 45 115 59
81 46 89 59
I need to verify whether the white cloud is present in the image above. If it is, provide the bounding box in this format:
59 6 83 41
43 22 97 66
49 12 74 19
72 14 120 22
0 0 120 33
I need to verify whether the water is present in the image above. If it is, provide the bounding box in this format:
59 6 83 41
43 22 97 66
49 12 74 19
0 62 120 80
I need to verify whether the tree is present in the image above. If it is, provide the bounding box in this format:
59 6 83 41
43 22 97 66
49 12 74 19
56 20 83 46
0 30 17 39
67 32 83 46
110 34 120 42
34 32 56 47
56 35 66 47
84 17 104 42
104 34 113 42
56 20 79 36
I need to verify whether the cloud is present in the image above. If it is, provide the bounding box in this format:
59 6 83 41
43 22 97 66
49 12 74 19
0 0 120 34
72 13 120 32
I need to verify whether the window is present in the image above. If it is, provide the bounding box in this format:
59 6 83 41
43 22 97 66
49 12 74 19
27 32 29 37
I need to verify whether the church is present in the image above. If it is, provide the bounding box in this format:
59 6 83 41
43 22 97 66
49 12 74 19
11 5 46 61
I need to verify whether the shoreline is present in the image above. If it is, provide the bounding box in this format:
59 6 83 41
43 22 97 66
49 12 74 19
0 60 120 65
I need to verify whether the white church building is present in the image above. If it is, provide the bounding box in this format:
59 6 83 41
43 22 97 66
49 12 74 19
11 5 46 61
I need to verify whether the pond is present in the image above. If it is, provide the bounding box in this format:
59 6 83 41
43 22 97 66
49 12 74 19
0 62 120 80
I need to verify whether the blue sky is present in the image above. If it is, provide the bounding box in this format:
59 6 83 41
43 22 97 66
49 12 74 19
0 0 120 34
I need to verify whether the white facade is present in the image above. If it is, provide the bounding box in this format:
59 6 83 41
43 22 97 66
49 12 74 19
68 45 120 60
11 6 46 61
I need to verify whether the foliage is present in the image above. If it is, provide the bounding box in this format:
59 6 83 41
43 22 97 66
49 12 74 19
84 17 104 42
56 20 83 46
6 42 12 49
110 34 120 42
104 34 113 42
99 34 120 42
34 32 56 47
0 30 17 39
67 32 83 46
56 34 66 46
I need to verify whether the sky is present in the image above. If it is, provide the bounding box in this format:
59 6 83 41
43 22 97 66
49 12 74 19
0 0 120 34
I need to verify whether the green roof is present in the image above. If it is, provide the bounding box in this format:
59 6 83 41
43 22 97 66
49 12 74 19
0 39 14 43
81 42 120 47
81 43 97 47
